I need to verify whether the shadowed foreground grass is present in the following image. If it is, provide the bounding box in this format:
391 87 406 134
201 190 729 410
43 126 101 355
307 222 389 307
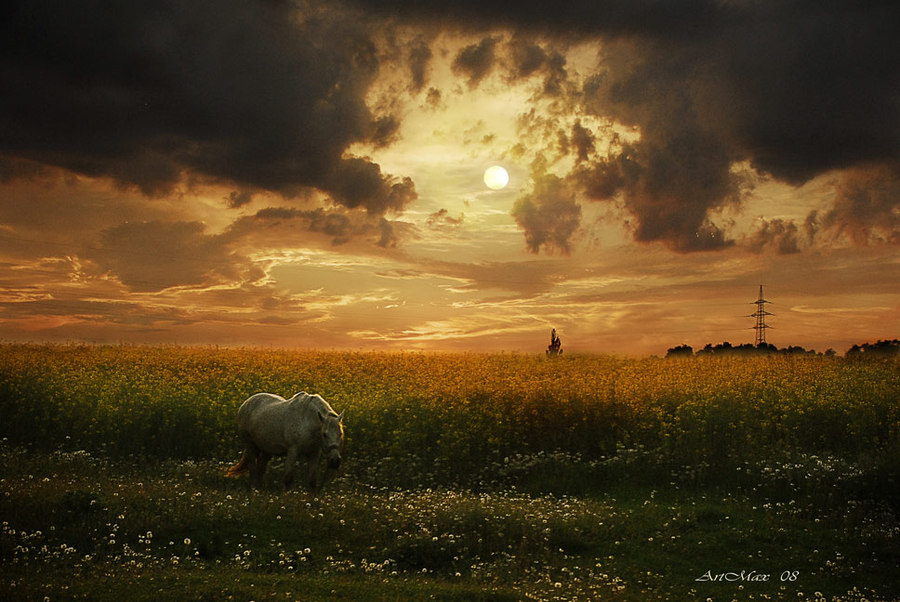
2 444 897 601
4 567 518 602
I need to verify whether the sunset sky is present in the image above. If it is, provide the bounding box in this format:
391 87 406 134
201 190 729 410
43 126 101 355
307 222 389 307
1 0 898 355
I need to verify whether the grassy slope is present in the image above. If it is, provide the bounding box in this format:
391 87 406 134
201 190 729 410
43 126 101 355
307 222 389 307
2 446 897 600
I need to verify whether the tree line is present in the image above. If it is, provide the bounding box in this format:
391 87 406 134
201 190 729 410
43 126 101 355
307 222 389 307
666 339 899 359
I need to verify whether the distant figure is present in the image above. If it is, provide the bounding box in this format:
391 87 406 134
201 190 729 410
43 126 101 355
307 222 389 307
547 328 563 357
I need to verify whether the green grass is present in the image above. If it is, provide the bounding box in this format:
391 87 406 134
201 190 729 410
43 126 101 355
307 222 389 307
3 567 518 601
1 444 897 600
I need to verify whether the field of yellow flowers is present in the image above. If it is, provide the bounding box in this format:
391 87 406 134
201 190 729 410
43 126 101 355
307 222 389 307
1 344 898 600
2 344 898 467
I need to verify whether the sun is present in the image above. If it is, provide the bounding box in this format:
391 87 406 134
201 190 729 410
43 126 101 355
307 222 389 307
483 165 509 190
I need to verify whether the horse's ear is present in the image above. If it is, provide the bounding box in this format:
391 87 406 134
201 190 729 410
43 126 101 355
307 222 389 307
338 410 345 423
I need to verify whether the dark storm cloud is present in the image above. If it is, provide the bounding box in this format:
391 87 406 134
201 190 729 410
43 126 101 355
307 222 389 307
250 207 358 245
81 205 411 292
745 218 803 255
506 37 569 96
580 2 898 251
5 0 898 255
700 6 900 184
324 157 416 215
0 0 414 214
235 205 410 248
0 156 47 183
352 0 900 251
745 165 900 252
85 220 253 292
577 113 739 251
452 37 498 88
818 164 900 245
407 37 433 92
578 37 747 251
0 171 179 261
508 38 548 80
226 190 254 209
511 175 581 254
348 0 716 37
569 121 595 164
369 115 402 148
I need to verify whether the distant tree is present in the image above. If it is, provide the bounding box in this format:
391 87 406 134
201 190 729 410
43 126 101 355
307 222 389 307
666 344 694 358
782 345 815 356
684 341 805 357
847 339 900 359
668 338 886 358
694 342 734 356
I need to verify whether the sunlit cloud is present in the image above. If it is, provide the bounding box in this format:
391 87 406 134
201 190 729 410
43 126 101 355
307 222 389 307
790 305 894 315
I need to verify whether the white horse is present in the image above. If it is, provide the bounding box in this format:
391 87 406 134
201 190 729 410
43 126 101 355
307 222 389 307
226 392 344 492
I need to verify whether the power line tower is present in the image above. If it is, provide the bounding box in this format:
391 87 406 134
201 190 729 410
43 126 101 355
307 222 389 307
751 284 774 346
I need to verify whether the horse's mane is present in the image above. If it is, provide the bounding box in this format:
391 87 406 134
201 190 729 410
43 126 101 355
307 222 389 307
291 391 339 419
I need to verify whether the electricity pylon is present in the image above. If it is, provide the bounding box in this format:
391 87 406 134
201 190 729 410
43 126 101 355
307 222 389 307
751 284 774 346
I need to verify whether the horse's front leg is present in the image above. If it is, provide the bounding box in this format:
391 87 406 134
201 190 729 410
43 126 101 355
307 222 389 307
306 450 321 493
282 447 299 491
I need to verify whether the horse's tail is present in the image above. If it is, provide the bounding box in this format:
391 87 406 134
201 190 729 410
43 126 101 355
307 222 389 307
225 450 251 477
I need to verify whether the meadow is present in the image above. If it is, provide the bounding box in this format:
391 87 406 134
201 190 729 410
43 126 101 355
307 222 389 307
1 344 898 600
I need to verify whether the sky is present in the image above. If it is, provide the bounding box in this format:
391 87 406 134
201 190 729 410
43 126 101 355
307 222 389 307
0 0 898 356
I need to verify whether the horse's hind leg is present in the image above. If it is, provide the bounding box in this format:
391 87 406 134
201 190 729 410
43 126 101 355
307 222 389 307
255 452 271 489
245 443 268 490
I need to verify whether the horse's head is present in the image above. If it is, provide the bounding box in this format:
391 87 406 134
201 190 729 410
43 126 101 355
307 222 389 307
318 409 344 469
